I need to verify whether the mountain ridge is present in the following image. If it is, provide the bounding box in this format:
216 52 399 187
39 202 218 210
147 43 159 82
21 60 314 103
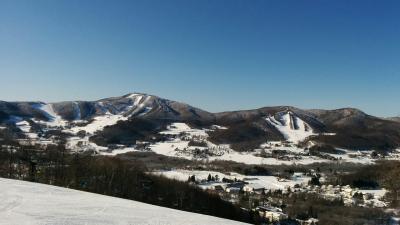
1 93 400 151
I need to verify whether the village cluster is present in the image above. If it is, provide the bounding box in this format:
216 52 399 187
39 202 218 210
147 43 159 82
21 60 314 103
157 169 388 224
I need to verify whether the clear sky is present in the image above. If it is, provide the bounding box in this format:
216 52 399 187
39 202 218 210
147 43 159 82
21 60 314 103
0 0 399 117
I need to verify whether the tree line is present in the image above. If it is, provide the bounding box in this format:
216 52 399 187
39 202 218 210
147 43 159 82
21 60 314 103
0 142 256 224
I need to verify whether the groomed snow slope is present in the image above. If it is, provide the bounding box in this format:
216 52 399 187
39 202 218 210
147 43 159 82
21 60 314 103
0 178 249 225
33 103 67 127
266 111 314 143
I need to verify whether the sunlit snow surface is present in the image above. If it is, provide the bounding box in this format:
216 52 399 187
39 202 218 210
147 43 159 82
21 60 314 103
0 178 249 225
266 112 314 143
153 169 311 191
8 116 38 139
150 123 329 165
32 103 67 127
69 113 128 135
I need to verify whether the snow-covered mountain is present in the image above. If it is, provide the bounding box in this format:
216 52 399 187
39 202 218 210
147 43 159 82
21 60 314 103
0 178 249 225
0 93 213 125
1 93 400 153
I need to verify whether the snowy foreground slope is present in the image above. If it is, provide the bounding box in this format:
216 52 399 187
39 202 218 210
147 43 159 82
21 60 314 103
0 178 249 225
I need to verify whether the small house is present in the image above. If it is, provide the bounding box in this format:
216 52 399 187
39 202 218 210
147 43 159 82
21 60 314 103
256 206 288 222
243 183 265 194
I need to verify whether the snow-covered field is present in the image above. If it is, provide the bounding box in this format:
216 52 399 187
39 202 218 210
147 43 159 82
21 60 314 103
69 113 128 135
153 169 310 192
147 123 329 165
160 122 208 136
0 178 249 225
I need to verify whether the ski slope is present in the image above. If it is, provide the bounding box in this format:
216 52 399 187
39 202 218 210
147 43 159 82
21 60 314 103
0 178 249 225
266 111 314 143
32 103 67 127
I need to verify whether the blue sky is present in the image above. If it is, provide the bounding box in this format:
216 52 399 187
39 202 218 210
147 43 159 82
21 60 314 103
0 0 399 116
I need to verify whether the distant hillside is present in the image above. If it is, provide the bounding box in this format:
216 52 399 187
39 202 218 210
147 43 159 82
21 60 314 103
1 93 400 151
387 117 400 123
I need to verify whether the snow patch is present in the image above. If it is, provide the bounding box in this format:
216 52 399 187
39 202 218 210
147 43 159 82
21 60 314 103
160 122 208 136
69 114 128 135
66 136 107 152
211 125 228 130
99 147 137 156
9 116 38 139
15 121 30 133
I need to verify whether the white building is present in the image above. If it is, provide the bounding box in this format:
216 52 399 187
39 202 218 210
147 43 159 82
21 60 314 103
243 183 265 194
256 206 288 222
